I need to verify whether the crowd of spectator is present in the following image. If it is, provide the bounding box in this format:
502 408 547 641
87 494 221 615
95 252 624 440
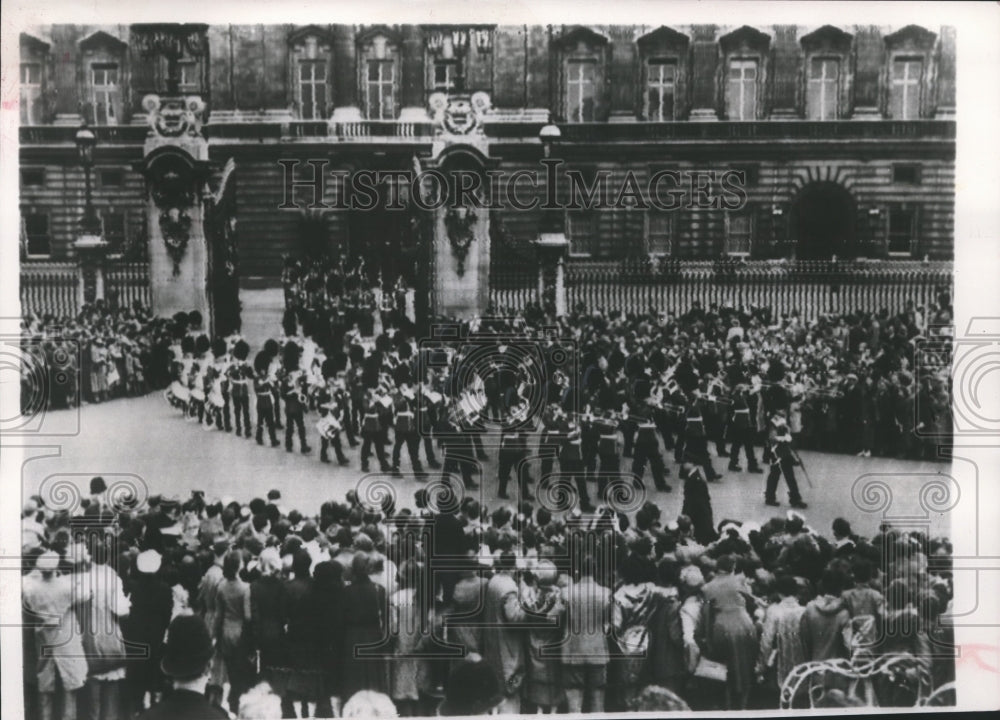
20 474 955 719
20 302 185 412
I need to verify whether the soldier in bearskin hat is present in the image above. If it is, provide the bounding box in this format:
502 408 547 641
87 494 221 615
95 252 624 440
727 384 763 473
227 340 253 438
765 409 807 509
279 341 312 454
681 398 723 481
390 382 423 477
253 351 280 447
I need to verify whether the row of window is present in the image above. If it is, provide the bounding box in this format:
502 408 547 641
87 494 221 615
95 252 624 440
19 205 920 259
21 210 128 258
19 50 930 124
567 205 921 257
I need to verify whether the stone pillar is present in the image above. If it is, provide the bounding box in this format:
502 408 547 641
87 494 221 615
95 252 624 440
689 25 719 121
935 26 956 119
769 26 801 119
400 25 427 122
432 204 490 319
852 26 884 119
138 95 214 334
332 25 361 122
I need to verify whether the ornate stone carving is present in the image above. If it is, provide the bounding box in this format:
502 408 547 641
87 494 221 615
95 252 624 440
445 206 478 276
142 94 207 138
429 91 491 136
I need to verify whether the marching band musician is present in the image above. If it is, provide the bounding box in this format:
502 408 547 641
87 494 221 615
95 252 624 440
253 351 280 447
593 406 624 504
227 340 253 439
390 383 423 477
316 389 349 466
727 385 763 473
188 336 210 424
360 387 391 473
681 400 722 482
557 411 595 513
497 402 533 501
765 409 808 509
580 400 601 486
438 397 479 490
205 339 232 432
630 397 672 494
538 402 563 486
279 342 312 455
264 339 284 431
416 384 442 470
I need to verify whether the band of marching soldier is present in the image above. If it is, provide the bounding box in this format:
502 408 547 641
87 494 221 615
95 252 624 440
161 310 824 514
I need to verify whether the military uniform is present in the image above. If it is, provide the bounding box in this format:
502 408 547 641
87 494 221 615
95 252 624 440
391 389 423 475
630 405 671 492
280 369 312 454
498 425 532 500
360 391 391 472
765 415 807 508
682 402 721 481
254 374 280 447
727 390 762 473
316 386 349 465
593 413 622 503
227 359 252 438
557 418 594 512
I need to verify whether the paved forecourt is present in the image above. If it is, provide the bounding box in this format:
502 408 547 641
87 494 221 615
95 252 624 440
20 393 950 540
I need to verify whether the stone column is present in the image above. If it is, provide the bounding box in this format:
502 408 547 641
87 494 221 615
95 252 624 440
332 24 361 122
399 25 428 123
769 26 801 119
852 26 884 119
432 204 491 319
935 26 956 119
138 95 214 334
689 25 719 121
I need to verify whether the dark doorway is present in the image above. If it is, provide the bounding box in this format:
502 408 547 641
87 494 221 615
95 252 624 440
347 178 415 288
792 181 857 259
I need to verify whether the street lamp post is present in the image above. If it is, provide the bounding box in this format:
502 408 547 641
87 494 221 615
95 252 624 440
536 123 568 316
74 121 108 305
75 122 101 237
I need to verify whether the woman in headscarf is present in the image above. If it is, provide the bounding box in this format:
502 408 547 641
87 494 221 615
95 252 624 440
341 551 390 699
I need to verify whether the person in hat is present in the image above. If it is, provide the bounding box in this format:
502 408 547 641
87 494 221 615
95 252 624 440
765 410 808 509
23 550 91 720
253 351 281 447
124 550 173 714
438 656 504 716
682 400 723 481
137 615 228 719
680 464 717 546
194 538 230 706
727 386 763 474
279 341 312 455
523 560 565 713
700 554 759 710
228 339 254 439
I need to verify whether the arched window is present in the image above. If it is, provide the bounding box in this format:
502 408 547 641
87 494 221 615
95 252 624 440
79 30 128 126
883 25 937 120
800 26 853 120
637 27 690 121
719 26 770 121
553 27 610 123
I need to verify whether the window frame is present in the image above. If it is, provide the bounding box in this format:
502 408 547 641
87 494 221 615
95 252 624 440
100 209 128 256
297 59 329 120
20 167 46 187
645 209 674 256
644 58 678 122
724 207 754 257
20 62 43 125
91 62 121 126
566 209 600 258
887 203 919 257
22 209 52 259
806 56 840 120
889 56 923 121
565 57 599 123
358 32 400 121
726 57 759 122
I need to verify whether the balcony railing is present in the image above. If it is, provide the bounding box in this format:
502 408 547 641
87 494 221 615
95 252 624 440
20 125 149 145
20 118 955 146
